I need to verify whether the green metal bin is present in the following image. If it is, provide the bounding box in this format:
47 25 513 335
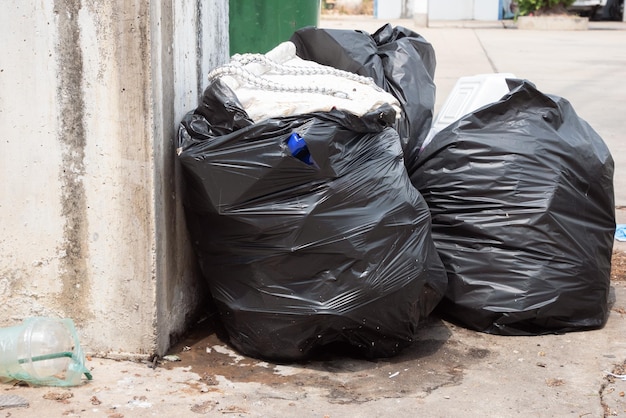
229 0 321 55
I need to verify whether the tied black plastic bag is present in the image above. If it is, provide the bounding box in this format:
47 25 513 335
413 79 615 335
177 79 447 361
290 24 436 174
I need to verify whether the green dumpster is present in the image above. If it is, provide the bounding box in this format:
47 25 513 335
229 0 321 55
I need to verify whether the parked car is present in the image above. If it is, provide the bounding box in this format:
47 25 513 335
568 0 624 20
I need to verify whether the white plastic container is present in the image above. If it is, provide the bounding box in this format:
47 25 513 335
422 73 516 151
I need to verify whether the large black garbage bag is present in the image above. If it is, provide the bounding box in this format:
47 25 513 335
290 24 436 174
413 79 615 335
177 79 447 361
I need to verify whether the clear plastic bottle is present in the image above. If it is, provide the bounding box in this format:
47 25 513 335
0 317 91 386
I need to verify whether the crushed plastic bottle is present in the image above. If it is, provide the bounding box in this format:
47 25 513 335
0 317 92 386
287 132 315 166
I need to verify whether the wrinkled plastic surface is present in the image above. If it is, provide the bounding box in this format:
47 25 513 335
0 317 90 386
290 24 436 174
413 79 615 335
177 79 447 361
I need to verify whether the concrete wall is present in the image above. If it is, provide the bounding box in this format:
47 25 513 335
427 0 501 20
411 0 428 25
428 0 474 19
374 0 403 18
0 0 228 357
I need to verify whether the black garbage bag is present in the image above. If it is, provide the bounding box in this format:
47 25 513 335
177 79 447 361
290 24 436 174
412 79 615 335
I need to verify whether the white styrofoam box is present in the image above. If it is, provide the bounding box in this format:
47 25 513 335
421 73 516 150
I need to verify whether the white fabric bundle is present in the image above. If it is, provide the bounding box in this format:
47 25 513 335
209 41 401 122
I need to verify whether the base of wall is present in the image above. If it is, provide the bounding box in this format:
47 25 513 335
517 15 589 30
90 351 154 361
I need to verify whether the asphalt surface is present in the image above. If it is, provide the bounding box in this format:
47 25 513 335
2 15 626 418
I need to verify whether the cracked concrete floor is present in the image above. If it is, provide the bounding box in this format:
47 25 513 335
2 252 626 417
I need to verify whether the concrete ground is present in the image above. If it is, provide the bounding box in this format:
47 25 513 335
2 16 626 418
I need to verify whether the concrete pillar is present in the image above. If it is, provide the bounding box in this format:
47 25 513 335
413 0 429 26
0 0 228 358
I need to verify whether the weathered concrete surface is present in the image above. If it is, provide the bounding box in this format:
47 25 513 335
517 15 590 30
0 0 227 357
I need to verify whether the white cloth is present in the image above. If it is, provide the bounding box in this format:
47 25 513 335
214 42 401 122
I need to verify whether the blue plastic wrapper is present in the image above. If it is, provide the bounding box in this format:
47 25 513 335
413 79 615 335
616 225 626 242
177 79 447 361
